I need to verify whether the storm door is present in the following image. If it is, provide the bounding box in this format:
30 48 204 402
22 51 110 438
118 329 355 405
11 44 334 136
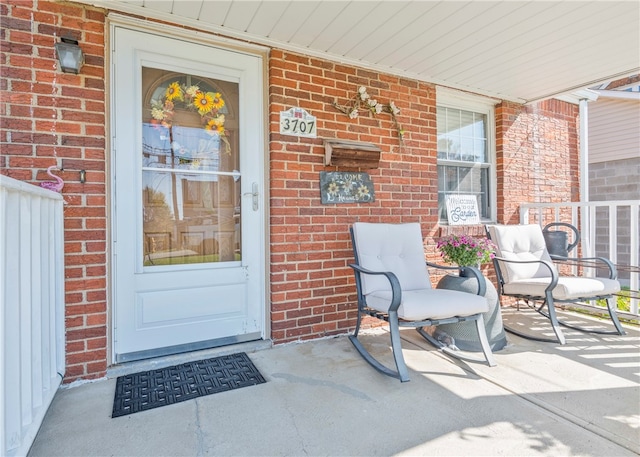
111 26 265 362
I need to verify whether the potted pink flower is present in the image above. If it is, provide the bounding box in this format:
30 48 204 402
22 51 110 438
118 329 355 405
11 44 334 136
434 234 506 352
437 234 496 269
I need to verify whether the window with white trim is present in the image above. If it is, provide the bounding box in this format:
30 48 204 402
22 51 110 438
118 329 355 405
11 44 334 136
436 88 496 223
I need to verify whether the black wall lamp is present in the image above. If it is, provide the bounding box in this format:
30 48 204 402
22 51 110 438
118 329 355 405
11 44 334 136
55 37 84 74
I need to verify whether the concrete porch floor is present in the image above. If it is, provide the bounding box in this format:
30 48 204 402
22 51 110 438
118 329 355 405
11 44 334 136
29 309 639 456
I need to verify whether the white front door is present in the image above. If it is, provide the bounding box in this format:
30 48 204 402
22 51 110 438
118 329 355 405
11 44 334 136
111 26 266 363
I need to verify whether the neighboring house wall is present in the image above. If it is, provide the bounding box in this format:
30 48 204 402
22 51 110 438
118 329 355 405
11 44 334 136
590 157 640 201
589 157 640 282
589 95 640 163
588 89 640 280
1 1 580 382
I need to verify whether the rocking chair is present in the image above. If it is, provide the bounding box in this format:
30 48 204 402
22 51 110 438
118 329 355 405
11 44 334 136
349 222 496 382
486 224 626 344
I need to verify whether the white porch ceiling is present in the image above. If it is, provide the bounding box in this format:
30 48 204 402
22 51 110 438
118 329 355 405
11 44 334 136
89 0 640 103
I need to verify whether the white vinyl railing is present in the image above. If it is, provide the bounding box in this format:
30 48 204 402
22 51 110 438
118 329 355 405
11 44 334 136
521 200 640 315
1 175 65 457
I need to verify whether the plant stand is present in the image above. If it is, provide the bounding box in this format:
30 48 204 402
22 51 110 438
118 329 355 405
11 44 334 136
435 271 508 352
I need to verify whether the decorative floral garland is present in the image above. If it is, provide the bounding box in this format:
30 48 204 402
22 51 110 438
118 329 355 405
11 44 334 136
149 81 230 153
333 86 405 141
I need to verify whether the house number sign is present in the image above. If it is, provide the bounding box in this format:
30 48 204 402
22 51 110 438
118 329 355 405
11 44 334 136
279 107 317 138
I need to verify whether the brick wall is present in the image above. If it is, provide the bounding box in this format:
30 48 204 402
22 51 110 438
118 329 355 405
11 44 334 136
268 53 581 342
268 50 440 343
1 0 108 382
496 100 580 224
1 2 580 381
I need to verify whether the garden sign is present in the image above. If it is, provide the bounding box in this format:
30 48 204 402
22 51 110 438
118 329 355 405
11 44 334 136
445 195 480 225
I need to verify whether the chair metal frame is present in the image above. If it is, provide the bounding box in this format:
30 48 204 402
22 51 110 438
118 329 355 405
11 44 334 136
349 226 496 382
486 225 626 344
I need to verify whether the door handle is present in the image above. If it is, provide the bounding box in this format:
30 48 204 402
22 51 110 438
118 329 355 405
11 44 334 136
243 182 259 211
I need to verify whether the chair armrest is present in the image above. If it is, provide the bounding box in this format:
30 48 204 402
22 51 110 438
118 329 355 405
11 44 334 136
426 262 486 296
425 260 458 271
549 255 618 280
348 264 402 312
493 256 559 293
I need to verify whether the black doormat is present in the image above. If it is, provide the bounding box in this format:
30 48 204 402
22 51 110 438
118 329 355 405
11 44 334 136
112 352 266 418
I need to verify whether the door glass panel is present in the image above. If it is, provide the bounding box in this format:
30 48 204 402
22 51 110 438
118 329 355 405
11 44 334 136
141 68 240 266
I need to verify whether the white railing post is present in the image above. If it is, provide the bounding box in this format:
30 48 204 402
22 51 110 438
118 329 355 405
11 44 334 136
630 202 639 314
571 206 579 276
608 203 617 266
587 205 597 272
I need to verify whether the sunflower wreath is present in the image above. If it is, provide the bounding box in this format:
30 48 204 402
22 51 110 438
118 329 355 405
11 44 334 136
149 81 230 154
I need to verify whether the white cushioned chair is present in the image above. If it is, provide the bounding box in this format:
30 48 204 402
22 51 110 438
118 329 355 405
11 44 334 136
486 224 625 344
349 222 496 382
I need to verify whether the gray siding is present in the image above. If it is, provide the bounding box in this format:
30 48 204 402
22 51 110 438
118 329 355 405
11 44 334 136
588 96 640 164
589 157 640 282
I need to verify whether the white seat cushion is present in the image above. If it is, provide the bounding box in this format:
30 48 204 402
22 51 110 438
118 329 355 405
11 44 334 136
487 224 556 282
352 222 488 321
365 288 489 320
503 276 620 300
352 222 432 294
488 224 621 300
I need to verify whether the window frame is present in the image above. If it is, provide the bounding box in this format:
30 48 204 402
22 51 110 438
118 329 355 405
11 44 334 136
436 87 498 224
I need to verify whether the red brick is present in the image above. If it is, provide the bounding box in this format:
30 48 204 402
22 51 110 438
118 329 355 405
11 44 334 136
66 348 106 365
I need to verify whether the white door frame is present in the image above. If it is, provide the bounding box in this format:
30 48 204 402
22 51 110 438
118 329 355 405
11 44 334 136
108 17 270 364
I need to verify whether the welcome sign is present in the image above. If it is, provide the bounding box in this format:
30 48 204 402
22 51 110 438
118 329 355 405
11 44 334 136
445 195 480 225
320 171 374 204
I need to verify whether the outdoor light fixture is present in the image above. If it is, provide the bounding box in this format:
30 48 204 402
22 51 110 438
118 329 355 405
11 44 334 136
55 37 84 74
